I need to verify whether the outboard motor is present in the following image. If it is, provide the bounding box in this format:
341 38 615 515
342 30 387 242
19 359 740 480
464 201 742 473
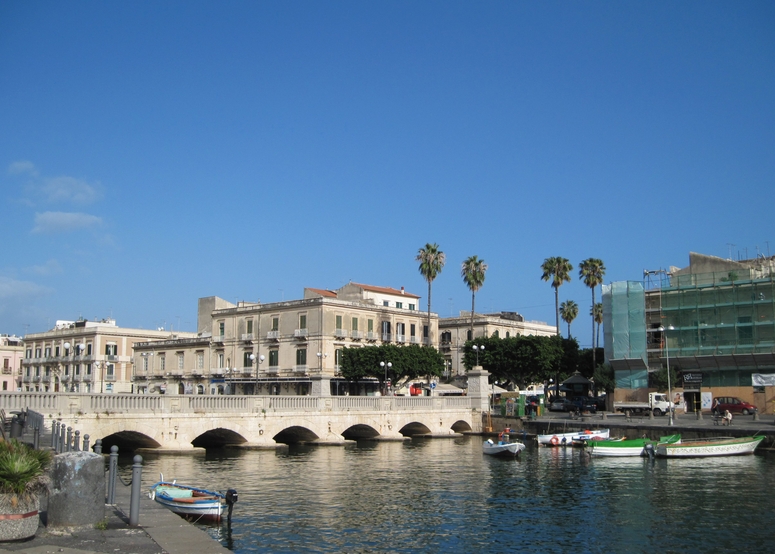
225 489 238 521
644 443 655 461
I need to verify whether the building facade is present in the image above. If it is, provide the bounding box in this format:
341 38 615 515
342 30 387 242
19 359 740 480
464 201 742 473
0 335 24 392
439 312 556 378
132 282 436 396
21 319 193 393
604 252 775 412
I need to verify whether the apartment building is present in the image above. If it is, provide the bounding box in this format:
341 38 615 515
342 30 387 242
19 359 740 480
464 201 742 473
132 282 435 396
0 335 24 392
604 252 775 412
439 312 556 378
21 319 193 393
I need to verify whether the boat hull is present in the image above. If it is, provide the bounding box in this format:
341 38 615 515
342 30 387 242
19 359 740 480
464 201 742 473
150 482 226 522
590 435 681 457
482 440 526 457
537 429 609 446
656 436 764 458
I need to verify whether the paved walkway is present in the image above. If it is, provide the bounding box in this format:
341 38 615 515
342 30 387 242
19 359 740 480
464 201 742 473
0 473 230 554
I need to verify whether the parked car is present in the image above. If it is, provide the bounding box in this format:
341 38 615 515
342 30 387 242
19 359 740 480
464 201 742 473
548 397 575 412
571 397 598 414
712 396 757 415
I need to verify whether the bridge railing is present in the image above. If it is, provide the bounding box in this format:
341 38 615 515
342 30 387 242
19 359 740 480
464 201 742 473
0 392 476 415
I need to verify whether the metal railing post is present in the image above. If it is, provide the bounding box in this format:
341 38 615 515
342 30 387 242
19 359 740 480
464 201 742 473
51 421 58 449
33 421 40 450
66 427 73 452
83 434 90 452
94 439 102 454
107 445 118 504
129 455 143 526
73 430 81 451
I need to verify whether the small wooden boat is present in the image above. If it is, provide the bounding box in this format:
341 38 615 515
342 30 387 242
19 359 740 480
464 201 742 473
589 434 681 457
150 475 237 522
537 429 609 447
483 432 526 457
655 435 764 458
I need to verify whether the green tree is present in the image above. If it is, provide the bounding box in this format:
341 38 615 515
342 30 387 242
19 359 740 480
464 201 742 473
592 302 603 349
541 257 573 336
560 300 578 338
416 243 446 345
461 255 488 336
579 258 606 369
339 344 445 392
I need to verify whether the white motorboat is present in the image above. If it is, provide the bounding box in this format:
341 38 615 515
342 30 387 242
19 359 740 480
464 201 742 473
537 429 609 446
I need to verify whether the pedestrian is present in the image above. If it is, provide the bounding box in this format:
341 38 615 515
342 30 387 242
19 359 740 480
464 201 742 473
712 398 720 416
724 410 733 426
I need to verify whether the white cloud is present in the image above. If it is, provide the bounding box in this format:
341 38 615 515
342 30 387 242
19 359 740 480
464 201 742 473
0 276 52 300
32 211 103 234
27 259 64 276
8 160 38 176
41 175 103 205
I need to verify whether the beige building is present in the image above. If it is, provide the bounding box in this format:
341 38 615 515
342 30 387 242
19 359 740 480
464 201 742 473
133 282 435 396
21 319 193 393
439 311 556 377
1 335 24 392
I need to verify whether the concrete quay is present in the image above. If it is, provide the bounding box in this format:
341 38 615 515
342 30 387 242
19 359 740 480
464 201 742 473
0 473 230 554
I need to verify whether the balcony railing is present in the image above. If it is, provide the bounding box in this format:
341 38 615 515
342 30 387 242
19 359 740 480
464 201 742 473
294 329 308 339
334 329 347 338
294 365 308 374
366 332 377 341
241 333 255 342
267 330 280 340
381 333 392 342
395 334 406 343
351 330 363 340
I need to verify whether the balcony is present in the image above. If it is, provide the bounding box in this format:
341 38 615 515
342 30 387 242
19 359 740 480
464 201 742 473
395 334 406 343
294 329 308 339
351 330 363 340
366 332 377 341
107 355 119 362
265 367 279 375
241 333 255 342
267 330 280 341
381 333 392 342
410 336 419 344
213 335 225 344
334 329 348 339
293 365 308 374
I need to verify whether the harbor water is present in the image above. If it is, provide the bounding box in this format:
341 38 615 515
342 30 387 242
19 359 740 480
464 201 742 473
134 436 775 553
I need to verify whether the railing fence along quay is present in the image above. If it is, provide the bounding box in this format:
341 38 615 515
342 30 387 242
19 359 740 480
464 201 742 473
0 392 476 416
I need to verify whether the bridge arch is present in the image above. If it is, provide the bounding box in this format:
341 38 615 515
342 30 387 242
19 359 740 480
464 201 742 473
100 430 161 452
192 428 249 449
399 421 433 437
341 424 380 440
451 420 473 433
274 425 319 445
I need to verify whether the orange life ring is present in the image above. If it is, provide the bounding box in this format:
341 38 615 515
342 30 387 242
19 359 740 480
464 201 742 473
550 435 559 446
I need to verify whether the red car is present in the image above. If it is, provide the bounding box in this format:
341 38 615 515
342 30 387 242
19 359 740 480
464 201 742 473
712 396 757 415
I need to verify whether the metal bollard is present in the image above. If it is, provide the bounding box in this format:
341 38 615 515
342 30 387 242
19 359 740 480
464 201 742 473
74 430 81 451
83 434 90 452
129 455 143 526
66 427 73 452
33 421 40 450
107 445 119 504
51 421 59 449
94 439 102 454
58 424 66 454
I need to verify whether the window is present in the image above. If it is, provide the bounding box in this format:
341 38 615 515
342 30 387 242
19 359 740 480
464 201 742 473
299 314 307 330
424 325 429 338
396 302 403 309
467 330 472 341
269 349 279 367
272 317 279 331
383 301 389 307
75 364 80 376
218 321 225 337
26 348 31 359
35 348 41 358
244 351 253 367
178 353 184 370
160 356 166 371
336 315 343 329
296 348 307 366
368 319 374 333
44 347 51 357
352 317 358 331
197 352 204 369
143 357 149 372
106 364 115 378
86 364 92 376
246 319 253 334
217 353 224 368
506 332 510 338
493 330 499 338
410 324 416 338
409 304 415 311
105 344 117 356
87 343 93 355
335 348 343 368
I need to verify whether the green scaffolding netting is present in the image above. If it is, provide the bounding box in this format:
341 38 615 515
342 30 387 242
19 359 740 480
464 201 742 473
603 281 647 367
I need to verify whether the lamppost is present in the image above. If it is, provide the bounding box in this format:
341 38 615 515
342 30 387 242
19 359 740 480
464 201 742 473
379 361 392 396
472 344 485 366
659 325 675 426
249 353 265 395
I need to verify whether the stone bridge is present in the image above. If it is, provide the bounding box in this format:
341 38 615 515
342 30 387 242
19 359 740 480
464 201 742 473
1 389 488 452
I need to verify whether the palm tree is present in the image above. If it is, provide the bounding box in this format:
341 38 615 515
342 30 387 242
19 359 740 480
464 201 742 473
560 300 579 338
461 256 488 337
541 257 573 335
579 258 606 369
416 243 446 345
592 302 603 349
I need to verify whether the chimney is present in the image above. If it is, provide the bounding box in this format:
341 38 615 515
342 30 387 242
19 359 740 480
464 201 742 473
401 287 405 294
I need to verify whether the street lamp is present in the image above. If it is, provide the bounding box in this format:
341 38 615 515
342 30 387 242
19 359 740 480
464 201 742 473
472 344 485 366
659 325 675 426
379 361 392 396
249 353 265 395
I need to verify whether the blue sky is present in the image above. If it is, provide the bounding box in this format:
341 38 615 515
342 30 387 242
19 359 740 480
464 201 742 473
2 1 773 348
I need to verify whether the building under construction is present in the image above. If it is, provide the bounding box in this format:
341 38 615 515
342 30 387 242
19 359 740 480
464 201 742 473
604 252 775 413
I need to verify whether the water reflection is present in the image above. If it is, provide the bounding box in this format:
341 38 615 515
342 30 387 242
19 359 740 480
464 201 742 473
132 440 775 553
